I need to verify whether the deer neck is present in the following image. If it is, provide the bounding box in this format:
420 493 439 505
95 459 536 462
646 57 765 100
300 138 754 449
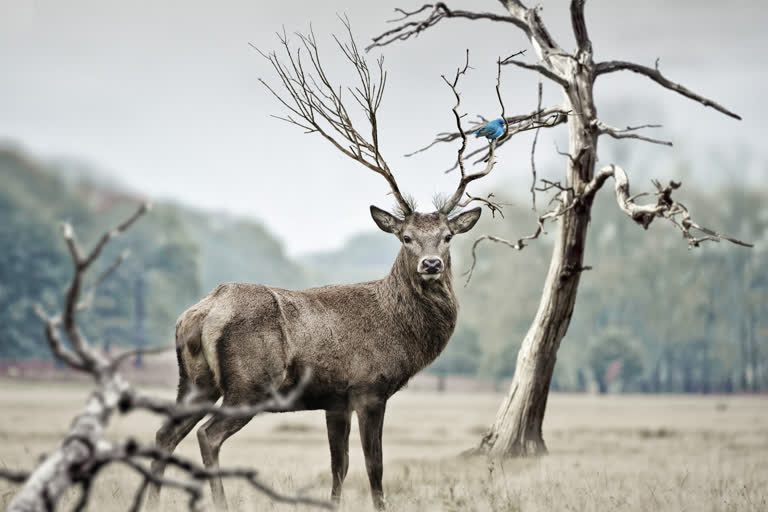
379 248 458 364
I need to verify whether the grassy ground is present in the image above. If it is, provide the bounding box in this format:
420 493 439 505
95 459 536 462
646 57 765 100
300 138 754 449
0 380 766 511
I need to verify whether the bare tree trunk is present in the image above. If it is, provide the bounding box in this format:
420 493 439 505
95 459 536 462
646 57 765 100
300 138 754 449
437 374 446 392
133 272 146 368
479 74 598 456
748 307 759 392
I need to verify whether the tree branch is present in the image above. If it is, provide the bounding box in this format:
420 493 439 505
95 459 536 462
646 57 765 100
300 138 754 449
530 77 543 210
367 3 528 51
583 164 753 247
595 60 741 120
464 161 753 285
0 469 30 484
405 104 568 174
458 192 508 218
595 120 673 147
500 55 569 88
438 53 501 214
570 0 592 56
464 198 565 284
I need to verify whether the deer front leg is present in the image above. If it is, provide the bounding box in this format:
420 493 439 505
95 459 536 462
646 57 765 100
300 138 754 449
196 413 252 511
325 409 352 503
356 400 387 510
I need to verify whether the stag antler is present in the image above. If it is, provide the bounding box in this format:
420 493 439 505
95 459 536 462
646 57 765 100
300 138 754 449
255 15 412 215
439 54 503 215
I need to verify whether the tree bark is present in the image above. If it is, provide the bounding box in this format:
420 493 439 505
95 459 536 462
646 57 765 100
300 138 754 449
133 273 146 368
478 63 598 457
8 378 121 511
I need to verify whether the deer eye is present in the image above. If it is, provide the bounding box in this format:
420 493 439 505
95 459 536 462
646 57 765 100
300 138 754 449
403 235 412 244
444 234 453 243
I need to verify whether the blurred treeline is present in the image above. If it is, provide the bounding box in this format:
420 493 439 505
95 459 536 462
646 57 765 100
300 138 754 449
0 146 305 360
1 144 766 393
454 172 767 394
305 157 768 394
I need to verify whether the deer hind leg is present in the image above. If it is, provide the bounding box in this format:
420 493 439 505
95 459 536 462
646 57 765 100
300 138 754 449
357 400 387 510
146 380 220 508
196 396 254 511
325 409 352 503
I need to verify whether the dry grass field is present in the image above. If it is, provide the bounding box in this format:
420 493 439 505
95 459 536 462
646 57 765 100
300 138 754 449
1 379 767 511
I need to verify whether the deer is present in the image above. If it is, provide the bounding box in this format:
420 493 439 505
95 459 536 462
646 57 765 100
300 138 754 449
147 21 501 511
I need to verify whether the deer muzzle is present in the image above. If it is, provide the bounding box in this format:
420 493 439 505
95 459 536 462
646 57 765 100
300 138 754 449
418 257 444 279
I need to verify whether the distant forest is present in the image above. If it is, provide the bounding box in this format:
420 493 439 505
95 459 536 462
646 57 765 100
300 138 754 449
1 145 765 393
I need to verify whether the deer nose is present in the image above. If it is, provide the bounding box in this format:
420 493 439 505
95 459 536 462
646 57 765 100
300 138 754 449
422 258 443 274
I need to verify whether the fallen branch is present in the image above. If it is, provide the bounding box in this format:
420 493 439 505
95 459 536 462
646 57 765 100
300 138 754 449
0 204 331 512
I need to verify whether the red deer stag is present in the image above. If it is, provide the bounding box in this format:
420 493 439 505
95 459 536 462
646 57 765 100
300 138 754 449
148 21 500 511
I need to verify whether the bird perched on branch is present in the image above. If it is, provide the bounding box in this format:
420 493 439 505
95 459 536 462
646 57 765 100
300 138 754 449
472 117 505 140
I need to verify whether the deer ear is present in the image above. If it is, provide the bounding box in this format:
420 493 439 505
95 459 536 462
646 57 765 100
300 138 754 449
370 205 402 234
448 207 482 234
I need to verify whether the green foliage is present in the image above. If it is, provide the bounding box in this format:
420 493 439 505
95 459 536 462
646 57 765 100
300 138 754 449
586 327 644 393
428 325 482 376
0 147 303 360
179 207 307 291
2 143 765 393
304 232 399 286
488 341 520 383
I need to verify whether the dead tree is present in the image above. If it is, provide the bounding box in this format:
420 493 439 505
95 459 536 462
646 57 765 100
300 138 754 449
144 19 502 511
369 1 751 457
0 204 331 512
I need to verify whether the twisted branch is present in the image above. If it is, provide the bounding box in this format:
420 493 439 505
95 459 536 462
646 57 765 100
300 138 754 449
464 162 752 283
582 164 753 247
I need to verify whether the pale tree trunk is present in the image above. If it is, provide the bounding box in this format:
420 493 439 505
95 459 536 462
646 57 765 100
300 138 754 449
480 66 598 457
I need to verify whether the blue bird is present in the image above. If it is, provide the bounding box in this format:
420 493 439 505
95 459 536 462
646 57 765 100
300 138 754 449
472 117 505 140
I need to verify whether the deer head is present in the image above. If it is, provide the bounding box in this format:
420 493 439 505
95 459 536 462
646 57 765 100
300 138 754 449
370 206 481 281
259 18 498 283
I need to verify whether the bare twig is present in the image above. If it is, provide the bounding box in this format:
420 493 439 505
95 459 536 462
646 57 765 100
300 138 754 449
500 55 569 88
595 120 673 147
367 3 527 51
438 52 501 215
464 200 564 284
122 443 333 510
535 179 573 193
458 193 508 218
123 369 313 421
107 345 173 373
530 77 543 210
595 60 741 120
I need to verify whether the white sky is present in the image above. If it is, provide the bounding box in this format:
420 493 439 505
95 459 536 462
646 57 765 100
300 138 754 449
1 0 765 254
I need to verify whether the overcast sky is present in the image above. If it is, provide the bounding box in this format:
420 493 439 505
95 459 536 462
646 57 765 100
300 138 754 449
2 0 765 254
